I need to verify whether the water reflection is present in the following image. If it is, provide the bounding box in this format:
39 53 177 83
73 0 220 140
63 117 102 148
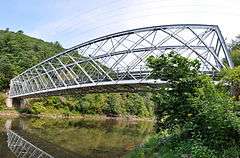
1 117 154 158
7 130 54 158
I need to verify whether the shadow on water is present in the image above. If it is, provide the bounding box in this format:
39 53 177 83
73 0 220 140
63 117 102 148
0 117 154 158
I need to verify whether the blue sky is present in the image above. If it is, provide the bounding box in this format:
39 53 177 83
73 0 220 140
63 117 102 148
0 0 239 48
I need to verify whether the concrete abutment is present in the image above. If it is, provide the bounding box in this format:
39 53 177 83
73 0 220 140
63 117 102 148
6 91 26 108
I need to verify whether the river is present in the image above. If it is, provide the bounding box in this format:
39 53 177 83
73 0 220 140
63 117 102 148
0 117 154 158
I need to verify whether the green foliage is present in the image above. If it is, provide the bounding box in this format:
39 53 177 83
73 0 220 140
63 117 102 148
0 30 64 90
129 53 240 157
21 102 46 115
231 49 240 66
77 93 154 117
23 92 154 117
230 35 240 66
222 146 240 158
0 30 154 117
78 94 108 115
147 52 201 131
0 57 15 90
128 132 240 158
125 93 153 117
103 93 126 116
147 52 200 81
30 102 46 114
220 66 240 100
190 79 240 150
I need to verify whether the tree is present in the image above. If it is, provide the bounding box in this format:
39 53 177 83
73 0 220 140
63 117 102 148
103 93 125 116
5 28 9 32
147 52 201 131
146 52 240 156
230 35 240 66
0 56 14 90
0 29 64 90
231 49 240 66
17 30 24 34
220 66 240 100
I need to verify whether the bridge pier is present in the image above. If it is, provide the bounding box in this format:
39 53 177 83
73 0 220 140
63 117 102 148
6 89 26 108
6 96 26 109
12 98 26 109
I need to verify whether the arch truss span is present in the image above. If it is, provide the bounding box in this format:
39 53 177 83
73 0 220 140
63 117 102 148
10 24 233 98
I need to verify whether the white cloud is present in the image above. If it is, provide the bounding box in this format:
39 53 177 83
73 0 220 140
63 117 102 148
28 0 240 48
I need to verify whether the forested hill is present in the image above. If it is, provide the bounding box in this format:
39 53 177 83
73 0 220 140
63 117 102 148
0 29 64 90
0 29 154 117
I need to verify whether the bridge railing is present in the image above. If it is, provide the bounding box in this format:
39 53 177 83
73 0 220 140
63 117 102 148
9 24 233 98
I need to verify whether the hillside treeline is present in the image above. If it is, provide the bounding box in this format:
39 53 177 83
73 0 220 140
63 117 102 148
0 29 154 117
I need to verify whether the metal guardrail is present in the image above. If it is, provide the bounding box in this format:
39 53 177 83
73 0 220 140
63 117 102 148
7 130 54 158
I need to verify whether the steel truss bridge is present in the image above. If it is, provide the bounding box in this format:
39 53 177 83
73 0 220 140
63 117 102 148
9 24 233 99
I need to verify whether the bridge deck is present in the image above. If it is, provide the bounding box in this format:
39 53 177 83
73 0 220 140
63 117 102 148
11 80 166 98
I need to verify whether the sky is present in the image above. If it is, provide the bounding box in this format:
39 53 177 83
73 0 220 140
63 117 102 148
0 0 239 48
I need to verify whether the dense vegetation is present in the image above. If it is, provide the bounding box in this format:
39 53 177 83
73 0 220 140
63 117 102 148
0 29 154 117
0 29 64 90
22 93 154 117
0 29 62 110
220 36 240 102
128 52 240 157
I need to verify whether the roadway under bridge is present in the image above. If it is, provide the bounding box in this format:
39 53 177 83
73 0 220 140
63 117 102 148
8 24 234 107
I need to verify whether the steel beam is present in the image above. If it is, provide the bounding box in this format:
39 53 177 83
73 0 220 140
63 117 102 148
9 24 232 98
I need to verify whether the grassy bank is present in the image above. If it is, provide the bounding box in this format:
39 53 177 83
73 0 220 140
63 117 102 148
127 132 240 158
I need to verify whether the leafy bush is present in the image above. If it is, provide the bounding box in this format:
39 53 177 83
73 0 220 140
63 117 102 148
222 146 240 158
30 102 46 115
220 66 240 100
128 53 240 157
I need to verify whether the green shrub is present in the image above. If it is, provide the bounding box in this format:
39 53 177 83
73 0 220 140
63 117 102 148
62 107 71 117
29 102 46 115
127 133 220 158
130 53 240 157
222 146 240 158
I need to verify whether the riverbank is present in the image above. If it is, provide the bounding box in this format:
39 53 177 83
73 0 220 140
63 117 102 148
0 109 19 118
0 108 154 122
